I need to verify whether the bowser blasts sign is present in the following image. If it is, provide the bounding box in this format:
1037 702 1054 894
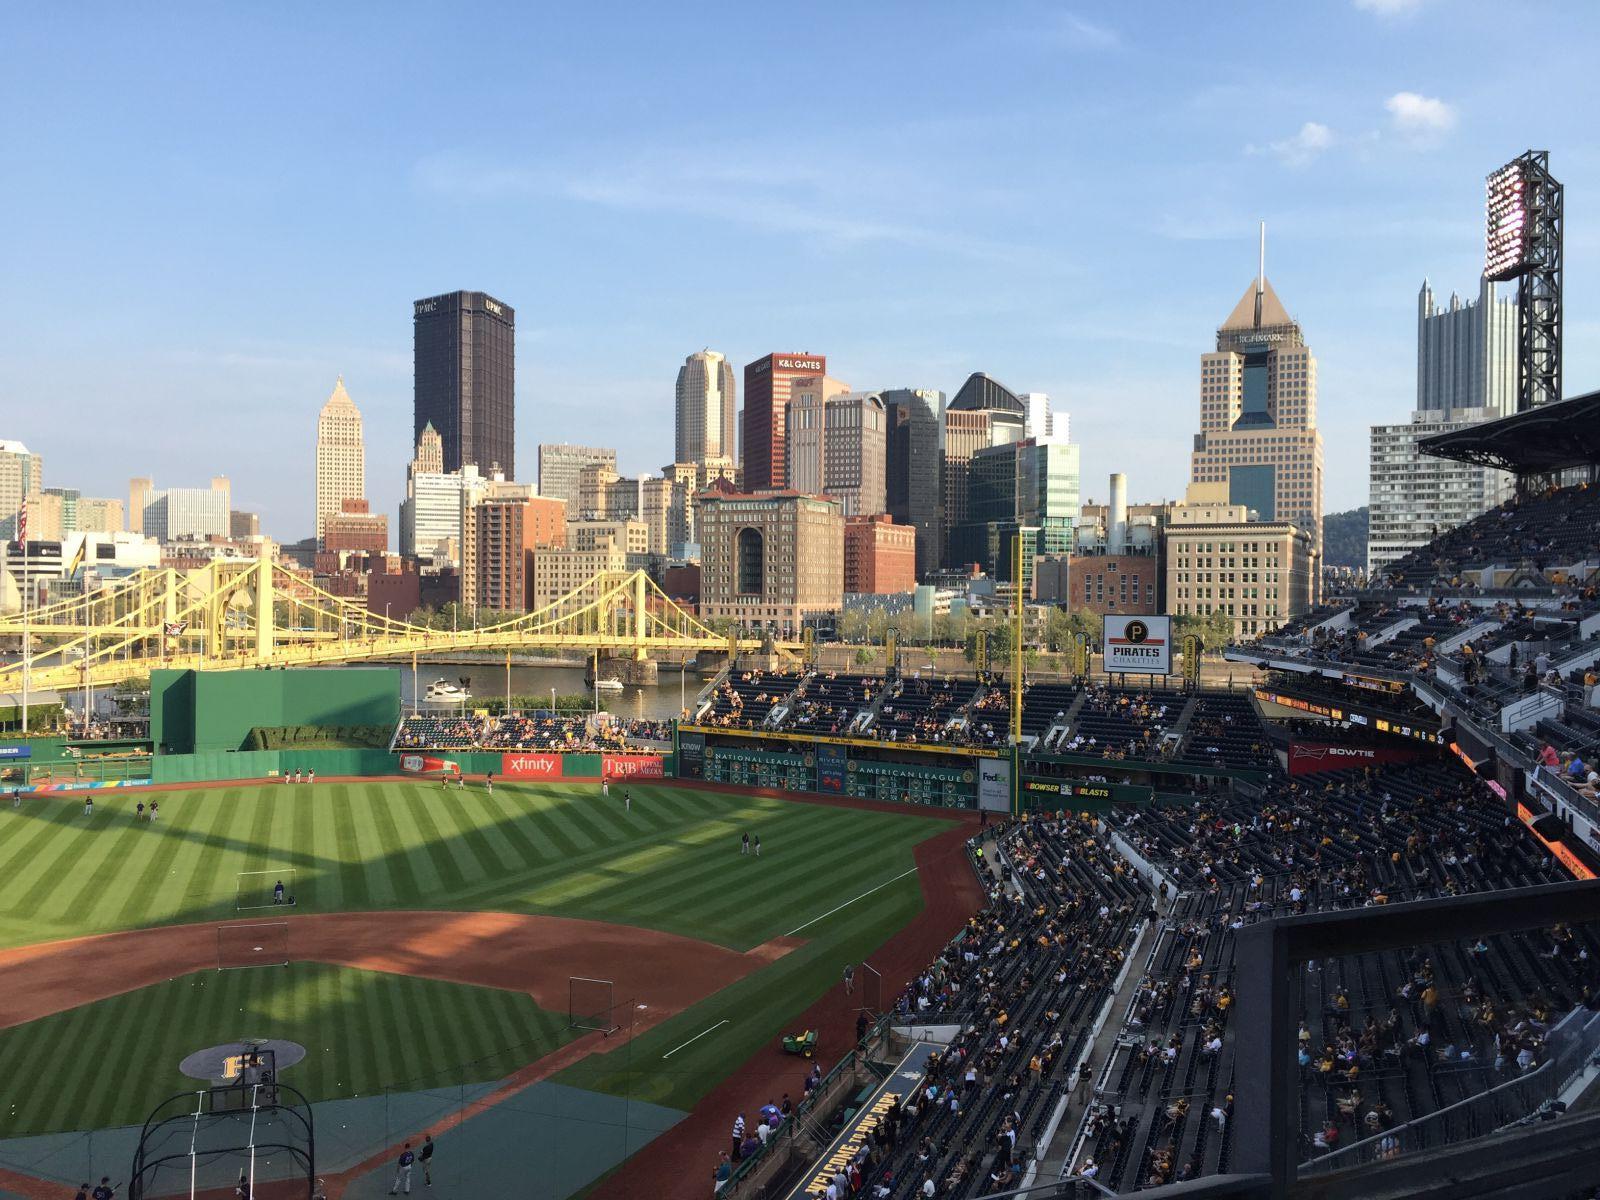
1104 615 1172 675
603 755 665 779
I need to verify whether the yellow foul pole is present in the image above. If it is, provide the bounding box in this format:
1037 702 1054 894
1011 532 1024 745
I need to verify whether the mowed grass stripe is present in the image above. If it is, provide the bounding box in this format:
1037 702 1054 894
328 788 372 909
292 789 319 909
470 788 555 874
562 807 894 943
432 788 520 878
428 784 518 882
396 785 474 893
0 803 81 912
14 807 134 924
523 793 594 857
114 803 196 926
309 787 344 912
366 783 428 899
181 789 251 917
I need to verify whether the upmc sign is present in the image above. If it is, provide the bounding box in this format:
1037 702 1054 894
501 754 565 779
602 755 665 779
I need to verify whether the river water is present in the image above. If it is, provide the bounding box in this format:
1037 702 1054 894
388 661 692 722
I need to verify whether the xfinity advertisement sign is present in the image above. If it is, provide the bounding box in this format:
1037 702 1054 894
1104 615 1172 675
977 758 1011 812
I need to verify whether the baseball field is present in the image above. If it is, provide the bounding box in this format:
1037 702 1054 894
0 778 977 1200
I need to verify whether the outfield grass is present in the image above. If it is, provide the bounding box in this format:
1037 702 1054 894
0 782 958 1136
0 781 949 950
0 963 574 1137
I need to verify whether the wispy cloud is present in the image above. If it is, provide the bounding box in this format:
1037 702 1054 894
1250 121 1336 168
1353 0 1427 17
412 151 1030 263
1385 91 1457 142
1051 13 1120 49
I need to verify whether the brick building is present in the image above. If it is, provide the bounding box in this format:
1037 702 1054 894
843 515 916 595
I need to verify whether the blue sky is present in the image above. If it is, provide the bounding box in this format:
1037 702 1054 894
4 0 1598 540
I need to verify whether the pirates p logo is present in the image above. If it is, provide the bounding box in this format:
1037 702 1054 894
1125 620 1149 644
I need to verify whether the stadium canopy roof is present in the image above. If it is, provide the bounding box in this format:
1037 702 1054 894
1420 390 1600 473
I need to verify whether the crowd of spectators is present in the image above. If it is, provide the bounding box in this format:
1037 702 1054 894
1059 689 1181 762
1380 482 1600 589
1075 761 1600 1191
393 714 484 749
715 818 1151 1198
788 673 880 734
698 670 802 729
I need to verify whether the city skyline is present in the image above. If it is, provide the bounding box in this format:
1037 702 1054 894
4 3 1600 538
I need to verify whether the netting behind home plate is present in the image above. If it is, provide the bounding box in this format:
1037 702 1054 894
129 1082 315 1200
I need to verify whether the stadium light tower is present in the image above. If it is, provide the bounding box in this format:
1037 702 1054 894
1485 151 1563 411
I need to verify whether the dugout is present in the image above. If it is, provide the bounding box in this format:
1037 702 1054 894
152 667 400 754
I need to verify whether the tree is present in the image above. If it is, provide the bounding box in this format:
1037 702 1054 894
963 620 1013 666
837 609 868 644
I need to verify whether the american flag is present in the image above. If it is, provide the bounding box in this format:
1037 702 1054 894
13 499 25 547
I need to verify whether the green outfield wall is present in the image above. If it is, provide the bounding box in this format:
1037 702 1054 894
152 668 401 753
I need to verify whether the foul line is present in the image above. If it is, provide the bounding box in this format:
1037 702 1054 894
662 1019 729 1059
784 866 919 937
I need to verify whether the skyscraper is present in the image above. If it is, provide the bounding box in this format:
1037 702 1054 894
1367 278 1518 574
942 373 1025 568
785 387 887 516
1417 278 1518 416
882 388 944 581
414 291 516 478
415 422 444 474
741 353 836 491
537 444 618 512
1188 255 1324 591
0 441 43 542
951 438 1080 584
675 350 737 466
315 376 365 547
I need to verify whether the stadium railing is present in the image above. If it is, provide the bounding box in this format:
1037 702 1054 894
1232 878 1600 1197
1298 1004 1600 1176
720 1012 894 1198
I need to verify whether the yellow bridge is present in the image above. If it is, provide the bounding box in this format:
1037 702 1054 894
0 560 780 693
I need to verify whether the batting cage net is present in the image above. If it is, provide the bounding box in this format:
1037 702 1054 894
130 1081 315 1200
860 961 883 1017
218 923 291 971
567 976 618 1033
235 869 297 912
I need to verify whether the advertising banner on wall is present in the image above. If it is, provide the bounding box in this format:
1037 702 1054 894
782 1040 937 1199
1286 741 1426 776
398 754 459 776
602 755 665 779
677 731 705 778
0 745 32 759
816 743 847 794
500 753 565 779
1103 615 1172 675
976 757 1012 812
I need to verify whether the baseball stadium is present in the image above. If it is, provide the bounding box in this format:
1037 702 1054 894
3 397 1600 1200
